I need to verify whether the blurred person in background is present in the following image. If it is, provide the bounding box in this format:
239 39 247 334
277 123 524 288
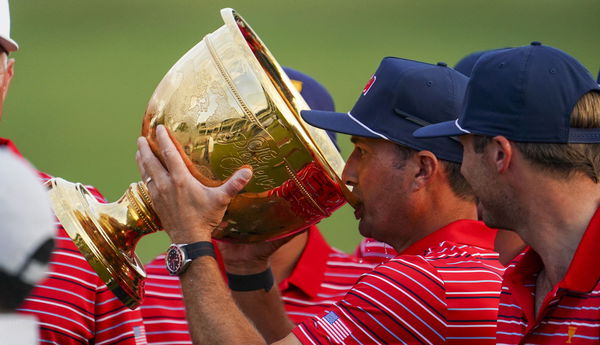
453 48 504 77
0 149 54 345
0 1 149 343
139 67 375 344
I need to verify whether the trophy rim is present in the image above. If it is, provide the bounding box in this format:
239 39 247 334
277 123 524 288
219 8 350 200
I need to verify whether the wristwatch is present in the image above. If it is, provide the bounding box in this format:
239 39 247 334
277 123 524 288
165 241 215 276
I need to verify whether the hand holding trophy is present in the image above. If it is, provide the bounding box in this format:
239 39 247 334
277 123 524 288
46 8 351 309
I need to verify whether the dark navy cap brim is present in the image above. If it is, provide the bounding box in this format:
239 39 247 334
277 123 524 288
413 120 467 138
301 110 385 139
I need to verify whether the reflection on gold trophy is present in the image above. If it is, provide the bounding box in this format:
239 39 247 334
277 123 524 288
46 8 352 309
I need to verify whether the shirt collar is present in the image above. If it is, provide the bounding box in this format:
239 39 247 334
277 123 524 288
400 219 497 255
279 226 332 298
506 206 600 293
0 137 22 156
505 247 541 285
560 206 600 292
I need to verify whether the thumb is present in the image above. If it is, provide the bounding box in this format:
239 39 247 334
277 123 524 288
221 167 253 198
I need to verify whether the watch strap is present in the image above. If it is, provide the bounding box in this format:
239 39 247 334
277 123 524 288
184 241 216 260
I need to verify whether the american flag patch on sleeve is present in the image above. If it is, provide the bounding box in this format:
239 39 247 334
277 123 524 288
316 311 351 343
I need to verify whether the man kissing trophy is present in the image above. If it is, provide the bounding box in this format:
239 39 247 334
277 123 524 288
45 8 350 309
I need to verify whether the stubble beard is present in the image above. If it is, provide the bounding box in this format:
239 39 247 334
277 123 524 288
479 192 521 232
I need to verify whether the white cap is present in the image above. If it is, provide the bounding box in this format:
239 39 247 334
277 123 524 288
0 149 54 285
0 0 18 52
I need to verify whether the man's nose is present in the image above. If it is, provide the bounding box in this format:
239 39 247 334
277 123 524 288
342 158 357 187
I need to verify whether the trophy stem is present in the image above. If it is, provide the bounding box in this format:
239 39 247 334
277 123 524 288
125 181 162 236
46 178 162 309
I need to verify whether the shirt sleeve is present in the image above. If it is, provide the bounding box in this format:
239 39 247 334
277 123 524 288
293 256 447 344
17 185 148 344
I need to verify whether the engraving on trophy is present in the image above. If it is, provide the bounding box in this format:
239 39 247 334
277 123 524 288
218 133 280 189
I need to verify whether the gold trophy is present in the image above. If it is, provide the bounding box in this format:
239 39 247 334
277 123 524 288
46 8 352 309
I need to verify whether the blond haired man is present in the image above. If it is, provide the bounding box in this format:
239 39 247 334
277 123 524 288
415 42 600 344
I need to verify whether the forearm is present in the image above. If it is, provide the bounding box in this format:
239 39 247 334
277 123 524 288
179 256 266 345
136 127 292 344
232 288 295 343
222 240 297 343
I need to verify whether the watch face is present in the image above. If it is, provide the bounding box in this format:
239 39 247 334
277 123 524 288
165 245 185 275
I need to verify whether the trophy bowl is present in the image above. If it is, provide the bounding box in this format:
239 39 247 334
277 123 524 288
46 8 350 309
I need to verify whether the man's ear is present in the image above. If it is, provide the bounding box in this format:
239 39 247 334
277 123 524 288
490 136 513 174
0 58 15 103
413 151 439 190
0 58 14 119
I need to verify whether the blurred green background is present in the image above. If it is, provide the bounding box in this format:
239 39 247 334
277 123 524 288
2 0 598 263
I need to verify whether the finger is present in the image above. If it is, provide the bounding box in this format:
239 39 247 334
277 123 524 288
136 150 159 197
221 167 252 198
137 136 170 187
155 125 188 177
136 151 146 178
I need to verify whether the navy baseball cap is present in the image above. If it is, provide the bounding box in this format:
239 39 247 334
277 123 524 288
454 48 508 77
283 67 339 151
414 42 600 143
301 57 467 163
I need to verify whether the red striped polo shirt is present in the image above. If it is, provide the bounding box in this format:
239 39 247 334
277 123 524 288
3 139 149 344
140 226 376 344
496 208 600 345
354 238 398 264
294 220 505 344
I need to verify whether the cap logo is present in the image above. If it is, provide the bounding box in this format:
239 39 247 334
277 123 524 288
362 74 376 95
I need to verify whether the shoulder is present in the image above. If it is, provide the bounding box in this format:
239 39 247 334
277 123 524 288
353 238 398 264
414 242 505 305
318 248 378 287
327 247 378 269
420 241 505 276
355 240 505 294
353 255 447 301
